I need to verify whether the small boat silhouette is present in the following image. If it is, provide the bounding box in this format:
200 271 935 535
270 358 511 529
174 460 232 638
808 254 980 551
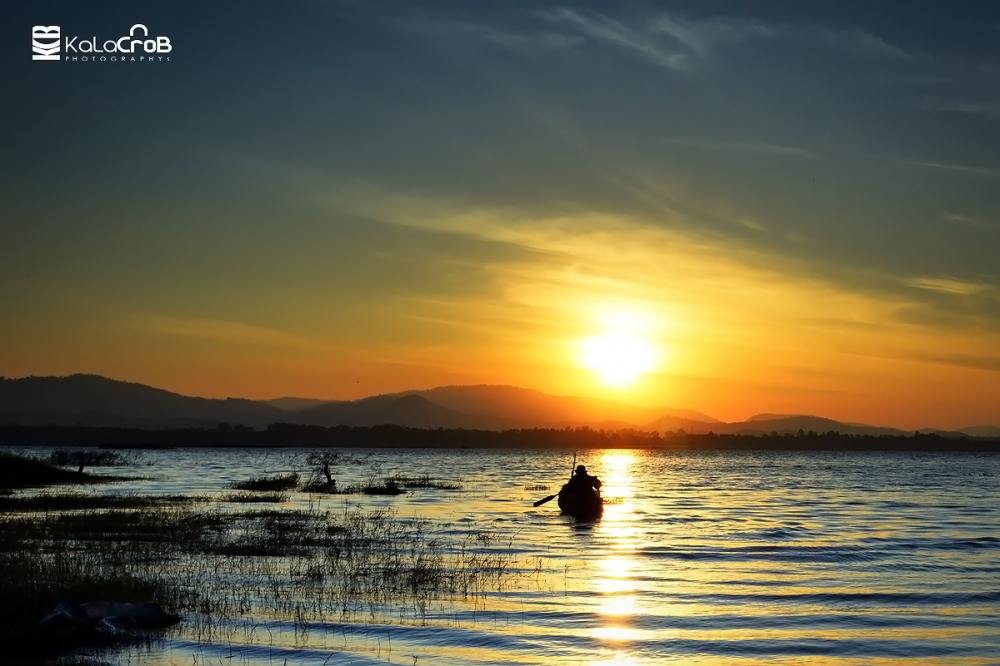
557 484 603 521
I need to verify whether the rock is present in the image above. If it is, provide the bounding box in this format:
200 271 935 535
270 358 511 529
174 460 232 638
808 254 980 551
40 601 179 634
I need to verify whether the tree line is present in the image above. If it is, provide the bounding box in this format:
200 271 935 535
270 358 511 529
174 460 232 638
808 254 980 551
0 423 996 451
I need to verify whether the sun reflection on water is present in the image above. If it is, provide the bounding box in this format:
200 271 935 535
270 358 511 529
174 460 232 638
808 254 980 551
593 452 641 661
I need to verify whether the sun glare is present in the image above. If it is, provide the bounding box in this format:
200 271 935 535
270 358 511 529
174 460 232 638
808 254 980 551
578 309 659 389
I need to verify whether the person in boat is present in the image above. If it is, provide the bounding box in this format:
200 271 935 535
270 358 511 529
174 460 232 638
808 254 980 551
567 464 602 495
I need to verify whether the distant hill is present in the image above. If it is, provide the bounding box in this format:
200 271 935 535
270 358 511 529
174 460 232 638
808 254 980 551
390 385 716 428
715 414 907 437
0 374 995 436
265 397 329 412
291 394 492 429
643 413 728 433
958 425 1000 438
642 412 983 437
0 374 281 427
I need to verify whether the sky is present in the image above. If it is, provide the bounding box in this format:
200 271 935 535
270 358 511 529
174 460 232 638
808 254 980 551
2 1 999 428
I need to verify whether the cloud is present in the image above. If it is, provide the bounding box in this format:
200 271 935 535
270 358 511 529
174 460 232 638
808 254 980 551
942 212 1000 231
401 8 910 74
837 346 1000 373
901 160 1000 179
927 100 1000 117
397 17 581 51
532 8 909 71
664 138 816 159
537 8 691 71
834 28 910 60
913 351 1000 373
134 315 326 351
905 276 993 296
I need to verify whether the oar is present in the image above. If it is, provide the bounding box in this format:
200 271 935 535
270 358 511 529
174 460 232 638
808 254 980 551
533 494 557 507
532 452 577 507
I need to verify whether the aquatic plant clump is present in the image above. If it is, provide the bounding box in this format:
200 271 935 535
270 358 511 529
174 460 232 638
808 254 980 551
302 477 404 495
223 491 289 503
49 450 130 469
303 475 461 494
391 475 462 490
230 473 300 492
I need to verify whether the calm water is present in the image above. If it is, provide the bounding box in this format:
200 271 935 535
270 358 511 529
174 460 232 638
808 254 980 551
12 447 1000 665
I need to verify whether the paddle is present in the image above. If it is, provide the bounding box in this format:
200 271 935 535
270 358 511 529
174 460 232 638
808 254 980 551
533 494 557 507
532 452 576 508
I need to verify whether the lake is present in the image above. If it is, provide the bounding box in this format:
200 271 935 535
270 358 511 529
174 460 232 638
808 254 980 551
9 446 1000 665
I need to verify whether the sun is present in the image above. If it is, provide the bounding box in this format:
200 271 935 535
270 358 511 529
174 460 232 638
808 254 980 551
578 309 659 389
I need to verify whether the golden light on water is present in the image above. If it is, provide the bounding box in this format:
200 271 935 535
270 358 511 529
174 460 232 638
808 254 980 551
588 654 640 666
593 451 641 661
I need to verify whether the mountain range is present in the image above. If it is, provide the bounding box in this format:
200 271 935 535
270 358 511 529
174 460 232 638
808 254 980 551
0 374 996 438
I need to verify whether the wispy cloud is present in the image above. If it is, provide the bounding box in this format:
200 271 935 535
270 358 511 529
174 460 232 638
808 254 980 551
665 137 816 159
927 100 1000 117
905 276 993 296
134 315 325 351
538 8 691 71
403 8 910 73
838 347 1000 373
901 160 1000 179
533 8 909 70
912 351 1000 373
397 17 581 51
942 212 1000 231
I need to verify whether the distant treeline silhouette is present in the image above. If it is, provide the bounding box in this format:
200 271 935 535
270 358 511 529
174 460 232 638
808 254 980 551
0 423 996 451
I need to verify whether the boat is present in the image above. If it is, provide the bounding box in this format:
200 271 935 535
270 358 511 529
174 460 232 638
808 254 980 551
557 484 604 520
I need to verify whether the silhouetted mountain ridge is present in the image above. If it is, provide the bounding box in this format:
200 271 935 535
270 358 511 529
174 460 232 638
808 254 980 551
0 374 281 427
0 375 994 436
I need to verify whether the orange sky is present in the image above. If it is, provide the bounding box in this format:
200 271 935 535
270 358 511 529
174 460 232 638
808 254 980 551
3 3 998 429
4 202 996 429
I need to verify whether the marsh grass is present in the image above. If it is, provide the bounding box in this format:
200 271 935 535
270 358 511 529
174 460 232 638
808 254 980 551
49 450 130 468
2 498 528 660
0 526 181 661
391 475 462 490
224 491 289 503
0 494 197 512
302 477 405 495
2 463 530 663
304 474 459 495
230 473 299 492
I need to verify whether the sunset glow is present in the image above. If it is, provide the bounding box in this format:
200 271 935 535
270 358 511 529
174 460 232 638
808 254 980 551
577 308 661 389
2 2 997 431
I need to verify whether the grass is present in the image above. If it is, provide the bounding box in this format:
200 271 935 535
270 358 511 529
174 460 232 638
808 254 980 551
49 450 129 468
0 457 531 663
303 475 460 494
0 453 129 490
0 523 183 661
303 477 405 495
223 491 288 503
0 494 197 512
391 474 462 490
0 498 527 655
362 478 404 495
230 473 299 492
